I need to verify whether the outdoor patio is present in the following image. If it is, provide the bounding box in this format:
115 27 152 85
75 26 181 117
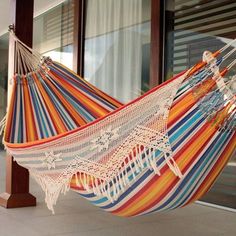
0 151 235 236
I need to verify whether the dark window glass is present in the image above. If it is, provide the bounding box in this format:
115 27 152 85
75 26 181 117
165 0 236 209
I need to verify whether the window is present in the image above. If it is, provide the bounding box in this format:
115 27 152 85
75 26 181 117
84 0 151 103
165 0 236 80
165 0 236 208
33 0 74 69
0 33 8 149
0 0 75 149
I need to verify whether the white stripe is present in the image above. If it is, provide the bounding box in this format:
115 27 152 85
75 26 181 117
33 75 57 136
175 132 233 209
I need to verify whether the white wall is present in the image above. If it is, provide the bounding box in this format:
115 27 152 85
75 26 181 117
0 0 66 37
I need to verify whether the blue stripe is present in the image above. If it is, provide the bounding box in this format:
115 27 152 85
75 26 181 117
78 107 206 207
146 130 229 214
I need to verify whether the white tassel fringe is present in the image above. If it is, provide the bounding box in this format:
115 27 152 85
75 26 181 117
30 147 183 214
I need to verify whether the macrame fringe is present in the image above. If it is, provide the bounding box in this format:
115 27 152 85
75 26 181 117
29 146 183 214
30 171 72 214
73 147 183 203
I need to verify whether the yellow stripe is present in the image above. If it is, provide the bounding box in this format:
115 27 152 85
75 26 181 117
189 134 236 203
23 77 37 141
116 169 177 217
33 73 67 134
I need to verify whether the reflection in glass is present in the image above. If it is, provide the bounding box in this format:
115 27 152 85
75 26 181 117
165 0 236 209
0 33 8 149
33 0 74 69
84 0 151 103
165 0 236 80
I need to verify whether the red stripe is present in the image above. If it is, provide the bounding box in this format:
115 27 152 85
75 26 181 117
128 176 180 217
173 123 213 162
6 71 187 148
52 63 123 107
111 165 170 214
111 122 217 215
183 132 236 206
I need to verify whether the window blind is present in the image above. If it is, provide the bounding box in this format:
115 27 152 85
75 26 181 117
34 0 74 54
166 0 236 76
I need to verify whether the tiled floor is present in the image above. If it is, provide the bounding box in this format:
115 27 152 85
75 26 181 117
0 151 235 236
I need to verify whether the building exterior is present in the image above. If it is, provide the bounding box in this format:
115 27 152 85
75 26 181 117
0 0 235 209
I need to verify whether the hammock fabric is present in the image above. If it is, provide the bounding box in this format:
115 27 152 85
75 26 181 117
1 33 236 215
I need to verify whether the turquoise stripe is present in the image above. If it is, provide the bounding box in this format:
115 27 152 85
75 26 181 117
82 111 204 205
168 131 230 211
74 80 215 208
38 74 76 130
169 109 202 143
30 82 49 137
47 76 95 122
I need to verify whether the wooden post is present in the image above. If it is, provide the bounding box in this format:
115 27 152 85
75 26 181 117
73 0 86 75
150 0 164 87
0 0 36 208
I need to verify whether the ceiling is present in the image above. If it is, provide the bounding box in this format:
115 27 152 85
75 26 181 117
0 0 65 36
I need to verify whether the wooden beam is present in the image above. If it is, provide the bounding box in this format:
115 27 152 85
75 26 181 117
73 0 86 75
150 0 164 87
0 0 36 209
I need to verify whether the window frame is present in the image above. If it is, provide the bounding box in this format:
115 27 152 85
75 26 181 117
73 0 165 87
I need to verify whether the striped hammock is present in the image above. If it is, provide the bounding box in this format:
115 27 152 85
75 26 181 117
1 33 236 215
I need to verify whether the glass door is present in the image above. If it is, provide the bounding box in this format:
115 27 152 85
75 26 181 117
0 33 8 149
84 0 151 103
33 0 74 69
165 0 236 209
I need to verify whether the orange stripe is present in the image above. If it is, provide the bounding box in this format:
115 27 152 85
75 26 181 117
113 124 216 216
40 72 87 126
113 169 178 217
169 92 195 126
48 70 110 118
32 73 68 134
54 62 123 108
185 133 236 205
22 77 38 141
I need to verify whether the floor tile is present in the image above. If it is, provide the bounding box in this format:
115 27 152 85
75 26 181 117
0 151 235 236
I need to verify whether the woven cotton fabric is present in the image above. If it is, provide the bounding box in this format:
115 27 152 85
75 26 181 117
2 33 236 214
